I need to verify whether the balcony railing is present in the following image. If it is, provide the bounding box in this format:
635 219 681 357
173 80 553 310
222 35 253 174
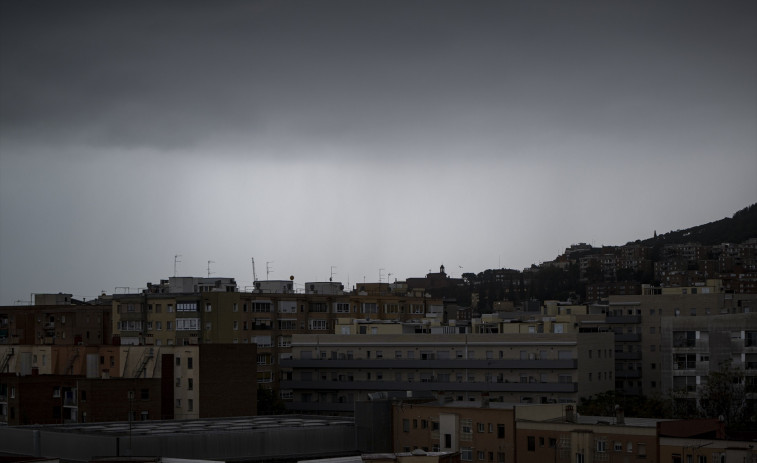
280 379 579 393
280 358 578 370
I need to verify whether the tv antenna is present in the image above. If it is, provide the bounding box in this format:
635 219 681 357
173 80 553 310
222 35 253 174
174 254 182 277
266 261 274 280
251 258 258 282
379 268 385 283
330 266 337 282
207 260 215 278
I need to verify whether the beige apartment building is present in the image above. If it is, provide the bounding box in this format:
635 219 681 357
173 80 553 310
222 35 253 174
281 331 615 414
112 279 444 394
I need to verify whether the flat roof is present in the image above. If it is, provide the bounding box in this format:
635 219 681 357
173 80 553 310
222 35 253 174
18 415 354 437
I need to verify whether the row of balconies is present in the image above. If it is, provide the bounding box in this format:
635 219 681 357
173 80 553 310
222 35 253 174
280 379 579 393
280 359 578 369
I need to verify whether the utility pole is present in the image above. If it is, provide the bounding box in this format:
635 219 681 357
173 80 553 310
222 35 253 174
251 258 258 282
207 260 214 278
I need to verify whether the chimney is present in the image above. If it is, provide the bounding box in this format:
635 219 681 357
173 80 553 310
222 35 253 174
565 405 575 422
615 405 625 425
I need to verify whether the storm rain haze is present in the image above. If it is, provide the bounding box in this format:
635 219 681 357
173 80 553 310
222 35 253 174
1 1 755 303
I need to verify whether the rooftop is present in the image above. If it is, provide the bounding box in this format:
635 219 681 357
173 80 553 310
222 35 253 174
19 415 354 437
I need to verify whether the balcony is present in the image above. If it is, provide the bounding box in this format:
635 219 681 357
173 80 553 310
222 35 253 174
280 379 579 393
614 333 641 342
284 401 355 413
615 370 642 379
615 352 641 360
280 358 578 370
606 316 641 324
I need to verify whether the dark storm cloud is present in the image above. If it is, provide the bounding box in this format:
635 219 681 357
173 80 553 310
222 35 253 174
2 1 755 159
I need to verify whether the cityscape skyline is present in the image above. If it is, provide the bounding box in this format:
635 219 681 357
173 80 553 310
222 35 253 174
1 1 755 305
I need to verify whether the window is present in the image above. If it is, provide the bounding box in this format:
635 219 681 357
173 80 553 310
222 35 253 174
461 419 473 440
478 423 485 432
187 399 193 411
177 303 197 312
309 319 328 330
497 424 505 438
402 419 410 432
528 436 535 451
175 399 181 408
461 447 473 462
596 439 606 453
638 443 646 458
252 302 272 312
205 303 212 312
140 389 149 399
614 442 622 452
673 331 696 348
233 321 239 330
310 303 328 313
187 378 193 390
478 451 485 461
187 357 193 369
627 442 633 453
334 303 350 313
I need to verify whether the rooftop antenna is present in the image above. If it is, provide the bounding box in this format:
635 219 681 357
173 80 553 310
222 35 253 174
330 266 337 282
266 261 274 280
251 258 258 282
379 268 385 283
174 254 182 277
207 260 215 278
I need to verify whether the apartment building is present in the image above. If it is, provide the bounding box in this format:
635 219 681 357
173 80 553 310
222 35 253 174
281 331 615 414
393 400 522 462
516 409 661 463
0 373 163 425
0 343 256 423
595 281 757 398
661 312 757 418
0 297 112 346
112 279 443 394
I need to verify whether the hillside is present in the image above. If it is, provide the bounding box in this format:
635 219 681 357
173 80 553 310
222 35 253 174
635 203 757 247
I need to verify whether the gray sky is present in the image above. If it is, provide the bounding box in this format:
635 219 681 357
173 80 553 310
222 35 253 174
1 1 755 303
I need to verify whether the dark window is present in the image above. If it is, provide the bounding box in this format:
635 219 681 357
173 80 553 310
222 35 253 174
140 389 149 400
187 357 193 369
497 424 505 438
445 434 452 448
527 436 535 451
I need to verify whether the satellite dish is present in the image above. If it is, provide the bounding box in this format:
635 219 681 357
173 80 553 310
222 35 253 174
290 275 294 281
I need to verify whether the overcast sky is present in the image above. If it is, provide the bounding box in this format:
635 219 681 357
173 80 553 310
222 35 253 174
1 1 755 304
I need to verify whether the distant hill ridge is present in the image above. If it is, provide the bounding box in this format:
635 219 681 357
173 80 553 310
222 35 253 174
633 203 757 247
